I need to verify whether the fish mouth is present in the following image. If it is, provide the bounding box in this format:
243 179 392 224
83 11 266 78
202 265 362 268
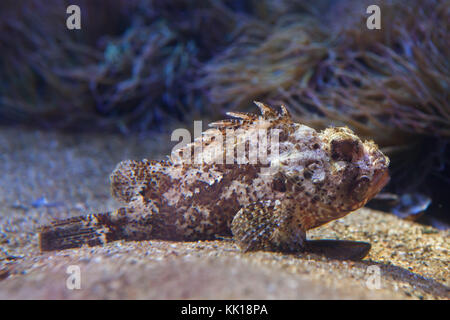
368 168 390 200
306 168 390 227
340 168 390 213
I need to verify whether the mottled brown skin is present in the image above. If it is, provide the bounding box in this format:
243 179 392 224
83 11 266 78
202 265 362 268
40 102 389 259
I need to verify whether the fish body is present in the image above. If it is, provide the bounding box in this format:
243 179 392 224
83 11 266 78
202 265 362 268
40 102 389 256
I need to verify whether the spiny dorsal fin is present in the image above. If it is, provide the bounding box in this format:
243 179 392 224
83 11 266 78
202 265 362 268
254 101 292 122
225 111 257 121
208 118 244 128
254 101 277 119
279 104 292 121
209 102 292 129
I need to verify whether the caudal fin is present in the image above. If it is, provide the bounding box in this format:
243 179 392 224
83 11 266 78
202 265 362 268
39 212 125 251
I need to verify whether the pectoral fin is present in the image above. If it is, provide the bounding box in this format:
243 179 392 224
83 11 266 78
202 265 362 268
231 200 306 252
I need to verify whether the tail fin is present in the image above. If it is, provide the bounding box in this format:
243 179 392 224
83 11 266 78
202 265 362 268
39 212 125 251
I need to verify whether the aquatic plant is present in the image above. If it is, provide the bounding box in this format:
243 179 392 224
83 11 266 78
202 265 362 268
0 0 139 130
0 0 245 131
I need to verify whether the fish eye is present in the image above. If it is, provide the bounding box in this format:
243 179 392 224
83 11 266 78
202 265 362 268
331 138 361 162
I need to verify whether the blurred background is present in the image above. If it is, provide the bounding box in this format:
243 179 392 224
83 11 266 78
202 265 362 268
0 0 448 228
